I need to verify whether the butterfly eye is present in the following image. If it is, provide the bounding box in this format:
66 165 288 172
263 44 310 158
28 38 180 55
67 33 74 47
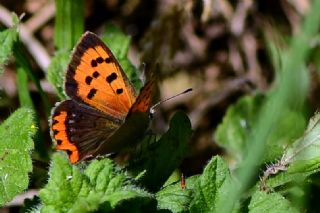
148 109 154 119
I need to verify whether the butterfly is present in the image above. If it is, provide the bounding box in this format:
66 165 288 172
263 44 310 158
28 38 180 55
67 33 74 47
50 31 156 164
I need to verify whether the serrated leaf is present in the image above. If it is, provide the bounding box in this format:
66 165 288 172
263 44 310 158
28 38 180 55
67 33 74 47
248 191 298 213
127 111 192 192
215 94 306 163
262 113 320 191
283 113 320 173
189 156 234 213
215 94 264 161
0 107 36 206
102 24 142 90
47 50 70 100
0 14 19 74
39 153 155 212
156 175 197 213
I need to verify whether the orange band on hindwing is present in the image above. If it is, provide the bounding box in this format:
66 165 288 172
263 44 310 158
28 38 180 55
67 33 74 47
51 110 79 163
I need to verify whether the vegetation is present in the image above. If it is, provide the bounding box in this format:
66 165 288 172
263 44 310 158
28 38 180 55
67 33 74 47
1 0 320 212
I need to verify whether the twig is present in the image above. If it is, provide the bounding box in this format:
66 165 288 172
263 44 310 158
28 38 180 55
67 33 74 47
24 1 55 33
189 77 250 127
242 32 267 90
0 4 51 71
230 0 253 36
4 189 38 207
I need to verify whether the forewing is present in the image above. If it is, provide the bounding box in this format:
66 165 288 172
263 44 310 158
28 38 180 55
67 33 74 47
65 31 137 119
130 79 156 113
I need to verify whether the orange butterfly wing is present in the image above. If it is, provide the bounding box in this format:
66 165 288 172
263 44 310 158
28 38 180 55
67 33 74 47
130 79 156 113
65 31 137 119
51 31 157 163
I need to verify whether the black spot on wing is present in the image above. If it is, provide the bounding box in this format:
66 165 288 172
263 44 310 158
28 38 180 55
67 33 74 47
105 57 112 63
96 57 104 64
85 76 93 85
87 88 97 99
66 150 72 156
106 72 117 84
116 88 123 94
92 71 100 78
91 60 97 67
52 119 58 125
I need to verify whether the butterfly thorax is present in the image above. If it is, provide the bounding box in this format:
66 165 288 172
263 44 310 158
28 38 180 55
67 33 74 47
94 111 150 156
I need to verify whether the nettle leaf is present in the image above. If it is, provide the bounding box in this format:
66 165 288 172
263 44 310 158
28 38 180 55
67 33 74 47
156 175 198 213
47 50 70 100
0 107 36 206
215 94 306 163
215 94 264 161
102 24 142 90
284 113 320 173
248 191 298 213
261 113 320 190
39 153 155 212
0 13 19 74
189 156 234 213
126 111 192 192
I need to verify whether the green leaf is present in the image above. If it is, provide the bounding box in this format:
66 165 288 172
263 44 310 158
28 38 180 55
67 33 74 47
248 191 298 213
258 113 320 193
156 175 197 213
0 108 36 206
54 0 84 50
215 94 264 161
215 94 306 163
126 111 192 192
47 50 70 99
102 25 142 90
284 113 320 173
189 156 234 213
0 13 19 74
39 153 155 212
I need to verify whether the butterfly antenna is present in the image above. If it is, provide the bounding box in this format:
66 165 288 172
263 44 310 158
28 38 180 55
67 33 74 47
150 88 193 115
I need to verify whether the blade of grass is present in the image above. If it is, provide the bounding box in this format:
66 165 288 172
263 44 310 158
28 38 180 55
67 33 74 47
16 65 34 108
54 0 84 50
13 42 51 117
220 0 320 212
